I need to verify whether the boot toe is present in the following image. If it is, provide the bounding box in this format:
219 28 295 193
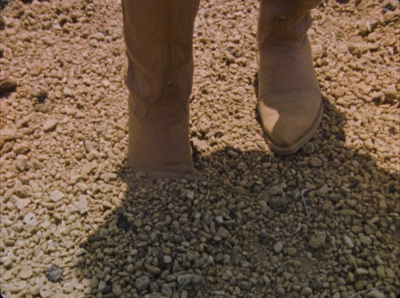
258 89 322 154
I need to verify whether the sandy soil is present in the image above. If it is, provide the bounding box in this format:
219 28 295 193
0 0 399 297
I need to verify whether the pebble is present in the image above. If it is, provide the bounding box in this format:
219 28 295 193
45 265 63 282
135 276 150 291
177 274 193 288
163 255 172 264
98 280 107 292
10 281 27 293
217 227 230 238
23 212 37 226
237 280 253 291
49 190 65 202
310 156 323 167
112 284 122 296
273 241 283 253
367 289 385 298
144 263 161 274
15 197 30 210
15 155 28 172
63 87 74 97
344 235 354 248
355 268 369 276
43 119 58 132
309 231 326 249
19 266 33 279
63 282 73 294
301 287 313 296
359 234 372 246
0 78 17 96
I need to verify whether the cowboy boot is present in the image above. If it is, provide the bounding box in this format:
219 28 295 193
257 0 323 154
122 0 199 179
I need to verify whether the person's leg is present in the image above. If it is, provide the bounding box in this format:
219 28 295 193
122 0 199 179
257 0 322 154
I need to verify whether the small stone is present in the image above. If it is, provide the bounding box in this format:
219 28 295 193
367 289 385 298
161 284 173 297
269 185 283 195
63 87 74 98
136 275 150 291
344 235 354 248
273 241 283 253
116 215 130 232
355 268 369 276
77 196 88 215
144 263 161 274
2 270 13 281
15 198 30 210
186 190 195 200
90 32 105 41
359 234 372 246
303 142 315 154
301 287 313 296
237 280 253 291
374 255 384 265
215 215 224 224
276 286 285 296
98 280 107 292
0 79 17 95
310 156 323 167
13 141 30 154
15 155 28 172
163 255 172 264
19 266 33 279
63 282 73 294
49 190 65 202
42 36 55 46
386 267 395 278
383 85 398 103
216 227 230 238
10 280 27 293
309 231 326 249
43 119 58 132
376 266 385 279
126 264 134 273
23 212 37 226
112 284 122 296
45 265 63 282
177 274 193 288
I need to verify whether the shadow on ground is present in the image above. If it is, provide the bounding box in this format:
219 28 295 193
74 98 399 297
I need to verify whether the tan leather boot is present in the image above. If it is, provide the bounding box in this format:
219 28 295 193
122 0 199 179
257 0 323 154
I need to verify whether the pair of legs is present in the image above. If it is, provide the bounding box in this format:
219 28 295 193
122 0 322 179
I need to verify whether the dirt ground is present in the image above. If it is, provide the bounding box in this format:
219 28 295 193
0 0 399 297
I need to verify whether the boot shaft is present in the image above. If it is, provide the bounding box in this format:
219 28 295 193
122 0 200 119
258 0 321 46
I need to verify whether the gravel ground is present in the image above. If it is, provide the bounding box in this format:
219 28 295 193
1 0 399 297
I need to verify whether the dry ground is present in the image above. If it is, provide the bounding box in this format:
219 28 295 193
0 0 399 297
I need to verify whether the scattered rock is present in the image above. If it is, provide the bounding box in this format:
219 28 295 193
309 231 327 249
136 276 150 291
43 119 58 132
237 280 253 291
49 190 65 202
177 274 193 288
45 265 63 282
367 289 385 298
344 235 354 248
19 266 33 279
23 212 37 226
0 79 17 95
273 241 283 253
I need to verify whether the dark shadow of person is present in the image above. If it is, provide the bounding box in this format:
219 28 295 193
74 97 399 297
